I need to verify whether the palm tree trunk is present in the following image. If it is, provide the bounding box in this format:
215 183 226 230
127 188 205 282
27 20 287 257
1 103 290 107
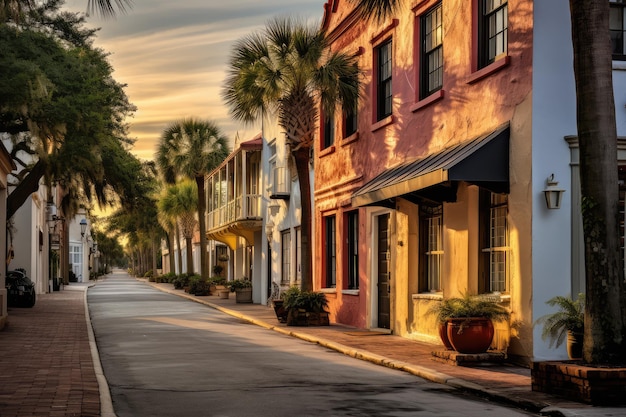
293 147 313 291
176 223 183 275
185 236 194 275
570 0 626 363
165 230 174 274
196 176 209 280
152 238 158 277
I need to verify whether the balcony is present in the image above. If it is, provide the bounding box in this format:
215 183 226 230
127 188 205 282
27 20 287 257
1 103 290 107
206 137 263 250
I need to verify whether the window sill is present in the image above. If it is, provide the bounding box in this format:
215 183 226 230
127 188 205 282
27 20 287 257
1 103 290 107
467 55 511 85
342 289 359 296
341 132 359 146
320 288 337 294
411 292 443 301
410 90 445 113
613 59 626 70
318 145 335 158
371 115 394 132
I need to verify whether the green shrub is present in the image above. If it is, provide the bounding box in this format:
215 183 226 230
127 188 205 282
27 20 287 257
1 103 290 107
229 278 252 292
188 275 209 295
208 276 227 286
173 274 192 289
155 272 176 283
144 270 154 278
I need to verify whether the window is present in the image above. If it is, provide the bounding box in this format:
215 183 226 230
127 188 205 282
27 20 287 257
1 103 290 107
479 0 508 68
421 3 443 99
376 40 393 120
479 190 509 293
295 227 302 284
419 204 443 293
344 100 358 138
324 215 336 288
323 113 335 149
281 230 291 284
611 0 626 60
345 211 359 290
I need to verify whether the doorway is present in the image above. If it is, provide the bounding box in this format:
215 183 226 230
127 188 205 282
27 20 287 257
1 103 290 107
376 213 391 329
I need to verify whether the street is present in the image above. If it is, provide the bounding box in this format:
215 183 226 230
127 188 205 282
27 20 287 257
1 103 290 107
88 275 538 417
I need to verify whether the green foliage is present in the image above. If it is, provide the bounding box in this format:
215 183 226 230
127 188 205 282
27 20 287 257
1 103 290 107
535 293 585 348
173 273 192 290
1 3 140 219
157 272 176 283
427 294 510 323
208 276 227 286
282 287 328 313
188 275 210 295
143 270 154 278
212 265 224 275
229 278 252 292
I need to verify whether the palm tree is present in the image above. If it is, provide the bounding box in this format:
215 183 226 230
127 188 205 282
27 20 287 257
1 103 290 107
156 118 229 281
346 0 399 21
569 0 626 364
157 181 199 275
223 17 359 292
2 0 131 22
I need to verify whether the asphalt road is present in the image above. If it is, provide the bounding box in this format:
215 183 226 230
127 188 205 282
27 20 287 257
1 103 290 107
88 276 538 417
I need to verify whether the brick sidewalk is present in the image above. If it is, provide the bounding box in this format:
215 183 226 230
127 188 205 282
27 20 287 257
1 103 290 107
0 287 100 417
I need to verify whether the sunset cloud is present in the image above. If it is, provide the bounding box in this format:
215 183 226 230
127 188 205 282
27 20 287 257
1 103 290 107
65 0 325 160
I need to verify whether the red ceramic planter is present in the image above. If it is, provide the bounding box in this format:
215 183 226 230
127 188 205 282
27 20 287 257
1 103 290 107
446 317 494 354
438 322 454 350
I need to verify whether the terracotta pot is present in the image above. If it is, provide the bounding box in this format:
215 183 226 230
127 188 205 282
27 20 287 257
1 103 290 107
567 330 583 360
446 317 494 354
218 289 229 299
438 322 454 350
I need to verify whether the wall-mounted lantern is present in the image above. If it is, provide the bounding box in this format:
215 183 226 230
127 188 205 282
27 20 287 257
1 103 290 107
543 173 565 210
80 218 88 237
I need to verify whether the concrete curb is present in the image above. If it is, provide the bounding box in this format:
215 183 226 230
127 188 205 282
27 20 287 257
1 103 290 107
83 282 117 417
142 280 558 414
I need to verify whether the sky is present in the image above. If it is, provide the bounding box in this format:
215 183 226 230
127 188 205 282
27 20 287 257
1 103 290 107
64 0 327 161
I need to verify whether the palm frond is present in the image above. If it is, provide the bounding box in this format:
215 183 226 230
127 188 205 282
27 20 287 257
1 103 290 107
347 0 400 23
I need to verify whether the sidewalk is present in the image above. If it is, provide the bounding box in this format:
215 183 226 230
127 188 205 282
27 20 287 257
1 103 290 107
0 282 101 417
0 276 623 417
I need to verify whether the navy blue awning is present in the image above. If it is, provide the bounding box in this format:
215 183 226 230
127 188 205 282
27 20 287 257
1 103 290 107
351 124 509 207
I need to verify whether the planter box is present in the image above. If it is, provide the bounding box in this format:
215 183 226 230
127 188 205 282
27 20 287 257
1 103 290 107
217 289 229 299
235 287 252 303
272 300 288 323
531 361 626 405
286 310 329 326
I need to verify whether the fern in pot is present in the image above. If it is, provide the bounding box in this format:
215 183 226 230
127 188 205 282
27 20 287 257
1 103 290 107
535 293 584 360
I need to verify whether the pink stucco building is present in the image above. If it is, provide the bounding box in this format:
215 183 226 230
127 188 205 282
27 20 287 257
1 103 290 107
314 0 534 362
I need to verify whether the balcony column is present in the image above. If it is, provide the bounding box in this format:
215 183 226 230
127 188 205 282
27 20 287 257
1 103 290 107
242 151 248 217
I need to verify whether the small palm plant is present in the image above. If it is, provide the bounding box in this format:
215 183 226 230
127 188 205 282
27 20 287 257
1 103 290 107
536 293 584 349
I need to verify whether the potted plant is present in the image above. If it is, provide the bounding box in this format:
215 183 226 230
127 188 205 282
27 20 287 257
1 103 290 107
428 293 510 354
229 278 252 303
282 287 329 326
212 264 224 276
426 298 458 350
535 293 584 360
